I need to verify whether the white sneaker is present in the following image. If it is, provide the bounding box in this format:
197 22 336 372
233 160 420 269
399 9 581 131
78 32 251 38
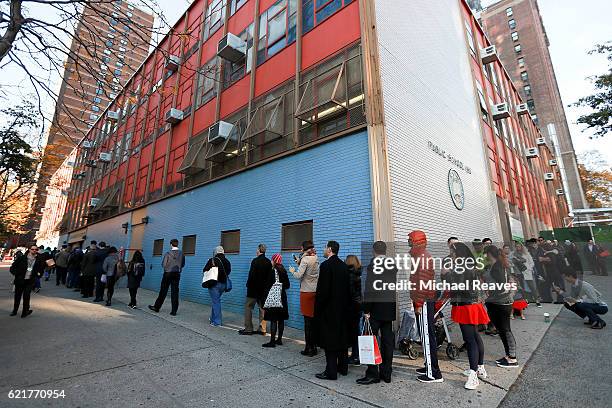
464 370 480 390
463 365 487 379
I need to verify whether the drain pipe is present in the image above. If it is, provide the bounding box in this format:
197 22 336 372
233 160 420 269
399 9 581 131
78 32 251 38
547 123 573 215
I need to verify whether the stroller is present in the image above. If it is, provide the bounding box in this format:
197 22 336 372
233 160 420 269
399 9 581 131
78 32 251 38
397 299 461 360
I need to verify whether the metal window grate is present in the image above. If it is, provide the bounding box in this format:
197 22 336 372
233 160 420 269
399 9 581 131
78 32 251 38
242 95 284 146
281 220 313 251
182 235 197 255
221 229 240 253
177 138 207 175
153 239 164 256
296 61 347 123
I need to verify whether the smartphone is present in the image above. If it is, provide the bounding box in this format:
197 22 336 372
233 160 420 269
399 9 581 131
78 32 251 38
293 254 300 263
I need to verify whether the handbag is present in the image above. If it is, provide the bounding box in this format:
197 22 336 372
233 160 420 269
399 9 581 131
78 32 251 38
101 274 107 283
202 260 219 288
263 269 283 309
358 316 383 365
214 256 232 293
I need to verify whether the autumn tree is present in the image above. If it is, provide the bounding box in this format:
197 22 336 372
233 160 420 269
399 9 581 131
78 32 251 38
0 102 39 235
573 42 612 139
578 164 612 208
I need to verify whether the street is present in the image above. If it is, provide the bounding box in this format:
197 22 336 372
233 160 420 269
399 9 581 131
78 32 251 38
1 263 609 408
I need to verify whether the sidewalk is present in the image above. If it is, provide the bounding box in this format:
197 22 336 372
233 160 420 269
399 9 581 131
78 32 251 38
0 265 563 407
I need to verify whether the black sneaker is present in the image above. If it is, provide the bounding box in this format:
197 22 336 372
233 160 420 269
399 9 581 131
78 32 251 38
348 356 360 366
496 357 519 368
148 305 159 313
262 342 276 348
415 367 427 376
417 375 443 383
536 302 542 308
591 321 606 329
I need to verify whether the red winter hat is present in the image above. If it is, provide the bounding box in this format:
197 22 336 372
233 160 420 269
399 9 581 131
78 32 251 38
408 230 428 247
272 253 282 265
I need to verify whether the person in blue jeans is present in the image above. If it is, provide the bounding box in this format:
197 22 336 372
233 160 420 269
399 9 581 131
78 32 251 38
554 269 608 329
203 246 231 326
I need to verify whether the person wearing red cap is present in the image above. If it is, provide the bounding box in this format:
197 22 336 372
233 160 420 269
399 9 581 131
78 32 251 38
261 254 291 347
409 230 444 384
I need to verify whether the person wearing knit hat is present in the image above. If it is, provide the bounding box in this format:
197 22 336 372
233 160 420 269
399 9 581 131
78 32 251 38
202 246 232 326
409 230 444 384
262 253 290 347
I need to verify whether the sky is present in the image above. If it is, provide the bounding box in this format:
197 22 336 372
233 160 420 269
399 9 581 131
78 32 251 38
1 0 610 165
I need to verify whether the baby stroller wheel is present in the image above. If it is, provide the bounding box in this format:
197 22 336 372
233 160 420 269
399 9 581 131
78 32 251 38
446 343 459 360
407 346 419 360
399 339 419 360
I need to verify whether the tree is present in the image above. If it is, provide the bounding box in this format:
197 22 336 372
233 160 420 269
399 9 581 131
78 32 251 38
578 164 612 208
0 102 39 235
573 42 612 138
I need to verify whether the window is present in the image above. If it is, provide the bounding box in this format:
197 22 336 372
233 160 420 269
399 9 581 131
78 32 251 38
120 39 128 46
221 230 240 253
119 46 126 52
109 92 117 99
476 81 488 121
508 19 516 29
511 32 519 42
527 99 536 111
520 71 528 81
204 0 225 40
531 114 538 125
230 0 247 15
116 61 123 67
514 44 521 54
517 57 525 68
127 11 133 18
106 40 114 47
103 56 111 63
223 24 254 88
153 239 164 256
91 105 100 112
196 57 218 107
89 113 99 120
104 49 111 55
93 96 102 103
303 0 352 33
506 7 513 16
523 84 531 97
96 88 104 95
182 235 197 255
114 69 122 75
281 220 313 250
107 33 115 39
257 0 298 64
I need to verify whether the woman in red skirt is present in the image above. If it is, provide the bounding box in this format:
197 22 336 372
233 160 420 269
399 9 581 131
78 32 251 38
443 242 490 390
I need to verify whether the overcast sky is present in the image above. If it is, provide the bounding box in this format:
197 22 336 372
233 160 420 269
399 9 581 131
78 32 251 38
1 0 610 165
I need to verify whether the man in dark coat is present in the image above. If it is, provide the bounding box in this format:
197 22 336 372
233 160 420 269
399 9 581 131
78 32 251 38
93 241 111 302
239 244 271 335
357 241 398 385
583 239 608 276
80 241 99 298
314 240 351 380
10 244 45 318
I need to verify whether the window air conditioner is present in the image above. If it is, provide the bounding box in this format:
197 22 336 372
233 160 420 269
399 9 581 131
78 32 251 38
165 108 184 125
536 137 546 146
165 55 181 72
82 140 92 149
107 110 120 121
217 33 246 63
492 102 510 120
544 173 554 181
89 197 100 207
99 152 112 162
525 147 539 159
85 160 97 168
73 172 86 180
480 45 499 65
549 159 558 166
516 103 529 115
208 121 233 144
556 189 564 196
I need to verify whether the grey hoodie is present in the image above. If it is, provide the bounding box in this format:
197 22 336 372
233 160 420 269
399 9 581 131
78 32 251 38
103 253 120 276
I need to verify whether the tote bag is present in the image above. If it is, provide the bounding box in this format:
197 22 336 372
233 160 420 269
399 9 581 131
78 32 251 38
263 270 283 309
358 317 382 365
202 263 219 288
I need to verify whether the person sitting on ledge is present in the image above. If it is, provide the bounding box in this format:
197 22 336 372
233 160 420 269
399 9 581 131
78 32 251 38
553 269 608 329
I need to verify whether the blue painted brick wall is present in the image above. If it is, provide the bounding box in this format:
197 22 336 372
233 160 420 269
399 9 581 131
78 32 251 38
139 130 374 329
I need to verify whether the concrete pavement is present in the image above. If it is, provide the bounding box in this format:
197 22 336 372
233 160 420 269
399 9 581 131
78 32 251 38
1 262 567 407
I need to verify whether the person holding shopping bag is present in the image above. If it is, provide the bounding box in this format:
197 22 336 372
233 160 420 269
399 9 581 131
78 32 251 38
202 246 231 326
261 254 290 347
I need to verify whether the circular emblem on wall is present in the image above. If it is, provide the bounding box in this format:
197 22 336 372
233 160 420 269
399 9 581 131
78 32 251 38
448 169 464 210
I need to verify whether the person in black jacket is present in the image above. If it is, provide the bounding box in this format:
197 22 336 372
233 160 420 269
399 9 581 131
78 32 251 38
203 246 231 326
127 250 146 309
315 241 352 381
357 241 398 385
239 244 270 335
345 255 363 365
80 241 98 298
261 254 290 347
10 245 45 318
66 245 83 290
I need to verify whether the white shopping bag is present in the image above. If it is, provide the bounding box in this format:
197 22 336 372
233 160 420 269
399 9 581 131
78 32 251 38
202 266 219 286
358 317 382 365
